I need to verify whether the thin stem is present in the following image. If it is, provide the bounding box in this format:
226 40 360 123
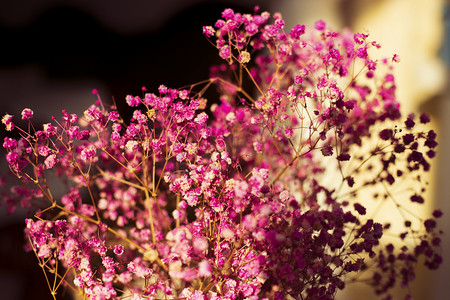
95 165 146 191
144 190 157 246
52 202 167 270
270 137 320 186
242 64 265 97
28 236 57 300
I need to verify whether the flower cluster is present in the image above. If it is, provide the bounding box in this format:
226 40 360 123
2 7 442 300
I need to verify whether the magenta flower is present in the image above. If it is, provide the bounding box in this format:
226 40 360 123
21 108 33 120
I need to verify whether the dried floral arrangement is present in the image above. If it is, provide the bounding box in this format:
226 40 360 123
1 7 443 300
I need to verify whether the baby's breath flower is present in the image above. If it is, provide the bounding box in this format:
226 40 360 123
1 7 442 300
80 144 96 161
21 108 33 120
202 25 215 37
2 114 14 131
238 50 251 64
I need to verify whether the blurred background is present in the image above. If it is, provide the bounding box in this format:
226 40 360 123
0 0 448 299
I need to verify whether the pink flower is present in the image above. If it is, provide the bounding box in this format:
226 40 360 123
108 111 119 121
356 47 368 59
392 53 400 62
3 137 17 151
198 260 212 277
44 154 58 169
234 180 248 198
314 20 326 31
194 112 208 126
193 236 208 253
43 123 56 137
80 144 96 161
290 24 305 39
215 19 225 29
354 33 368 44
126 95 140 107
221 8 234 20
158 84 168 94
274 18 285 30
246 22 258 35
67 126 79 139
2 114 14 131
21 108 33 120
253 141 263 153
219 45 231 59
203 26 215 37
132 110 148 124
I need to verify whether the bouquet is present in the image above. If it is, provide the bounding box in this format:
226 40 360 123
1 7 442 300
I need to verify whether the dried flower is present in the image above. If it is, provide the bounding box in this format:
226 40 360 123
1 7 442 300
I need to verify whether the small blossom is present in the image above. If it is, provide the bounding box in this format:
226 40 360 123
221 8 234 20
314 20 326 31
67 126 79 140
126 95 140 107
246 22 258 35
125 140 139 152
203 26 215 37
2 114 14 131
420 113 430 124
108 111 119 121
77 130 90 140
290 24 305 39
3 137 18 151
238 51 251 64
284 128 293 138
424 219 436 232
127 262 136 273
126 123 139 137
80 144 96 161
133 110 148 124
392 54 400 62
379 129 393 140
198 260 212 277
354 33 367 44
21 108 33 120
274 18 285 29
113 244 124 255
356 47 368 59
43 123 56 137
253 141 263 153
69 114 78 123
158 84 168 94
215 19 225 29
234 180 248 198
410 194 424 203
321 146 333 156
337 153 351 161
354 203 366 215
405 117 415 129
219 45 231 59
433 210 443 218
38 145 51 157
194 112 208 126
280 190 290 202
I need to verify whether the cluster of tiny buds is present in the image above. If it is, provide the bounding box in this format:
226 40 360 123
1 7 442 300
